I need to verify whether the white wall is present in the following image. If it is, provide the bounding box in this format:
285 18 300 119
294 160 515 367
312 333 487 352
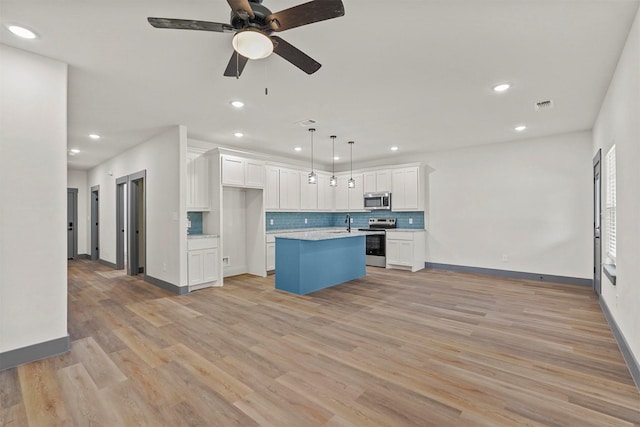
0 45 68 353
423 131 592 279
87 125 188 288
593 6 640 368
67 170 88 255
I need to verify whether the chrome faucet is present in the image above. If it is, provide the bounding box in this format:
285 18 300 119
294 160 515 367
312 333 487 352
345 214 351 232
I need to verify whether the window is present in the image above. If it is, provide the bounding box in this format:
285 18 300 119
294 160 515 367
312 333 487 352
605 145 616 260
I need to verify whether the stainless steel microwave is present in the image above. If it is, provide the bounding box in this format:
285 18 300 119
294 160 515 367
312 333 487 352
364 192 391 210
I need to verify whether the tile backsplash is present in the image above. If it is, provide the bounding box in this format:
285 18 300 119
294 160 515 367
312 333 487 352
266 211 425 231
187 211 203 235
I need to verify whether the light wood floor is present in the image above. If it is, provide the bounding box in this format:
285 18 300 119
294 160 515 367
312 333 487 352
1 260 639 426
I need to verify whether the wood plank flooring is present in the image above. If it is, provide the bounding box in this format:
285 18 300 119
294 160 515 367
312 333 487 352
1 259 639 426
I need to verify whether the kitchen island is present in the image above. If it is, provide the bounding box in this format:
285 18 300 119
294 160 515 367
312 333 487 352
275 230 367 295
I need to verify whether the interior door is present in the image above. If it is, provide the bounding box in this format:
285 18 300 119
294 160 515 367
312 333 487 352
593 150 602 295
91 186 99 260
67 188 78 259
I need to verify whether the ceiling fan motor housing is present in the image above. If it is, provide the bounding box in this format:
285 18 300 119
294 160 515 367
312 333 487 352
231 2 273 31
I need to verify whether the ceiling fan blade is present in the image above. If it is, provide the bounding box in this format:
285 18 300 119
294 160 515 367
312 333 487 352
271 36 321 74
147 17 234 33
224 51 249 77
227 0 255 19
267 0 345 32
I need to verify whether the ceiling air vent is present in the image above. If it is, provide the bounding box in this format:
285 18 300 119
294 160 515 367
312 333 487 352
535 100 554 111
296 119 317 127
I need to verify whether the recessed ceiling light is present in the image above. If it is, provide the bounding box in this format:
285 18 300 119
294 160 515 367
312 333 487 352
294 147 302 152
70 148 80 154
333 156 340 160
8 25 37 39
493 82 511 93
89 133 101 140
233 132 244 138
230 100 244 108
515 125 527 132
390 146 399 151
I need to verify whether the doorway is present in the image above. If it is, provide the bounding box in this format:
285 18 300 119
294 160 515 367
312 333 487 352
67 188 78 259
593 149 602 295
91 185 100 260
116 171 146 276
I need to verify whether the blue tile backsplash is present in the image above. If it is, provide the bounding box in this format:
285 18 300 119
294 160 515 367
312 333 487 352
266 210 424 231
187 212 203 235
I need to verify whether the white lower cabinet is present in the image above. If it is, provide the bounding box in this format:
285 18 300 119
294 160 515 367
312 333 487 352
266 234 275 271
385 230 425 272
187 236 219 290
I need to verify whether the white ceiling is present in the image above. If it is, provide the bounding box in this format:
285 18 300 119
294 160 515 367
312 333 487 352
1 0 638 170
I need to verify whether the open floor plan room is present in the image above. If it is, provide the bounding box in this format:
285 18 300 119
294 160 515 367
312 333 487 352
1 260 638 426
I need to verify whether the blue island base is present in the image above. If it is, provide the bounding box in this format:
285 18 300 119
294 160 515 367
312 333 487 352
275 235 366 295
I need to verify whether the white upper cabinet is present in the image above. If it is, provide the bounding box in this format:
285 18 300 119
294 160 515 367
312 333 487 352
317 173 334 211
279 168 301 210
363 169 391 193
221 155 265 188
186 149 209 211
299 171 319 210
335 173 364 211
392 166 420 211
265 166 280 210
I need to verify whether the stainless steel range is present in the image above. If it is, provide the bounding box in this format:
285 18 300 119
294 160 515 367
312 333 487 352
358 218 396 267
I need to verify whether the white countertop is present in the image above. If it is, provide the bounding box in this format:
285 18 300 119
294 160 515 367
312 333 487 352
187 234 219 239
274 230 370 241
385 229 426 232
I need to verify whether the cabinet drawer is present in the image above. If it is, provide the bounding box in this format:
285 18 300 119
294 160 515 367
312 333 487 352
188 237 218 251
386 232 414 241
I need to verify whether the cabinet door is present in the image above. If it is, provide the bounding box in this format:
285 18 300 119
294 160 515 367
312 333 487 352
245 160 265 188
186 154 197 209
403 168 419 210
188 250 204 286
376 170 391 192
398 241 414 265
299 171 318 210
348 173 364 210
363 172 377 193
317 173 334 211
334 175 349 211
202 248 218 282
265 166 280 210
279 169 300 210
386 239 400 265
194 155 209 209
222 156 245 186
266 242 275 271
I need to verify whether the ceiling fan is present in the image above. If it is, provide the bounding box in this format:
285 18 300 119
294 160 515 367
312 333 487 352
148 0 345 77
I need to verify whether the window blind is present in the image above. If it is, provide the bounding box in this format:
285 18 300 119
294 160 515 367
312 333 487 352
605 145 616 259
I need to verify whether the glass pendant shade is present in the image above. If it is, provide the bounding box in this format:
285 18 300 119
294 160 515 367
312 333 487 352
232 30 273 60
329 175 337 187
348 178 355 188
308 171 317 184
329 135 338 187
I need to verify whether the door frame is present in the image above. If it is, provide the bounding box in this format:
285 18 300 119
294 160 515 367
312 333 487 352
67 188 78 260
115 171 146 275
91 185 100 260
128 170 146 276
593 149 602 295
115 176 128 270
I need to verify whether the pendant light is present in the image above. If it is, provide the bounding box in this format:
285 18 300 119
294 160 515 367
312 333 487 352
329 135 337 187
348 141 355 188
308 128 317 184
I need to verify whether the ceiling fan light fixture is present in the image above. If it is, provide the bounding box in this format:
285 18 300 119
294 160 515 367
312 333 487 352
232 30 273 60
